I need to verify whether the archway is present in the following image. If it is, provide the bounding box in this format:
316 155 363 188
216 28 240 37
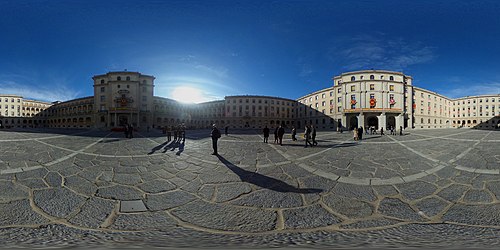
367 116 378 129
387 116 396 129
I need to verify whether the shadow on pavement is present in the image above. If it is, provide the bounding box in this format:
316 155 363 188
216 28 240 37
216 154 323 194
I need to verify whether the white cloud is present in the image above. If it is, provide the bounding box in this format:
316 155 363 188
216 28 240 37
194 64 228 78
328 34 436 71
440 82 500 99
0 79 79 102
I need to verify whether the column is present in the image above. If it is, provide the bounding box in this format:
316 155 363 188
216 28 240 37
396 114 404 131
357 113 365 129
379 113 386 130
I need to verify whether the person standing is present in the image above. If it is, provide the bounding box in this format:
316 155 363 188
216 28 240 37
173 125 178 141
263 126 270 143
224 126 228 136
312 126 318 146
277 125 285 146
128 123 134 138
304 125 313 147
291 126 297 141
358 126 363 141
400 126 403 136
210 124 221 155
274 127 279 144
124 124 129 138
166 126 172 141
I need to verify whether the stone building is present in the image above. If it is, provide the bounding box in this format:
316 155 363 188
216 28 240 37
0 94 52 128
2 70 499 130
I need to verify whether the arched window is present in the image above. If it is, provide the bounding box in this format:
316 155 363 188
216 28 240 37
370 75 375 80
351 76 355 81
126 76 130 81
117 76 121 81
389 76 394 81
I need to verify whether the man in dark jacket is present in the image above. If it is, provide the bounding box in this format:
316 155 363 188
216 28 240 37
263 126 270 143
210 124 221 155
312 126 318 146
277 125 285 146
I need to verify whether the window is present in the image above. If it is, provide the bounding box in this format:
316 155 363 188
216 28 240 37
100 95 105 102
142 96 147 102
100 79 105 84
390 76 394 81
142 86 147 92
322 101 326 106
389 85 394 91
100 87 105 93
370 84 374 90
127 85 130 88
351 76 355 81
126 76 130 81
350 85 355 91
322 93 325 98
338 97 342 102
315 95 318 100
337 88 341 93
117 85 120 88
330 91 333 96
370 75 374 80
117 76 121 81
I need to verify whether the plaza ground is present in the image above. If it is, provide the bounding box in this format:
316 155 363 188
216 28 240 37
1 127 500 249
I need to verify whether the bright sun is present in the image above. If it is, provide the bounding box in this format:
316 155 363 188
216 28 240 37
171 86 206 103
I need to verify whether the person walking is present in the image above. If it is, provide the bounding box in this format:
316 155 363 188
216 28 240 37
353 127 358 141
291 126 297 141
124 123 129 138
277 125 285 146
380 127 384 135
210 124 221 155
304 125 313 148
312 126 318 146
399 126 403 136
358 126 363 141
263 126 270 143
274 127 279 144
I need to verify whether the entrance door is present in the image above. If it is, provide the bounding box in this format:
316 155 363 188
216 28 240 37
367 116 378 129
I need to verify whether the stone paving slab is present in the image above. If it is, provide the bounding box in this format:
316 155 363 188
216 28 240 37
0 128 500 248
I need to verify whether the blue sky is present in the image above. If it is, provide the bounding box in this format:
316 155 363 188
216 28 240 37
0 0 499 103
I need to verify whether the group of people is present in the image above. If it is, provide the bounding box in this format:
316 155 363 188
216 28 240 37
123 123 134 138
209 123 406 156
163 124 186 142
262 124 317 147
353 125 404 140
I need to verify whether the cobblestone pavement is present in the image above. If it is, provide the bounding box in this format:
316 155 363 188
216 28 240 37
1 128 500 249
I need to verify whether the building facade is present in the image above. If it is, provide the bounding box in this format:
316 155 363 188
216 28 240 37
2 70 499 130
0 94 52 128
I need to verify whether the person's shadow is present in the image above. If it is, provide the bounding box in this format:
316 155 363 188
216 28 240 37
147 141 170 155
176 142 185 155
216 155 322 194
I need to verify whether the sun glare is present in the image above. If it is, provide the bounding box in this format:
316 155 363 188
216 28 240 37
171 86 206 103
